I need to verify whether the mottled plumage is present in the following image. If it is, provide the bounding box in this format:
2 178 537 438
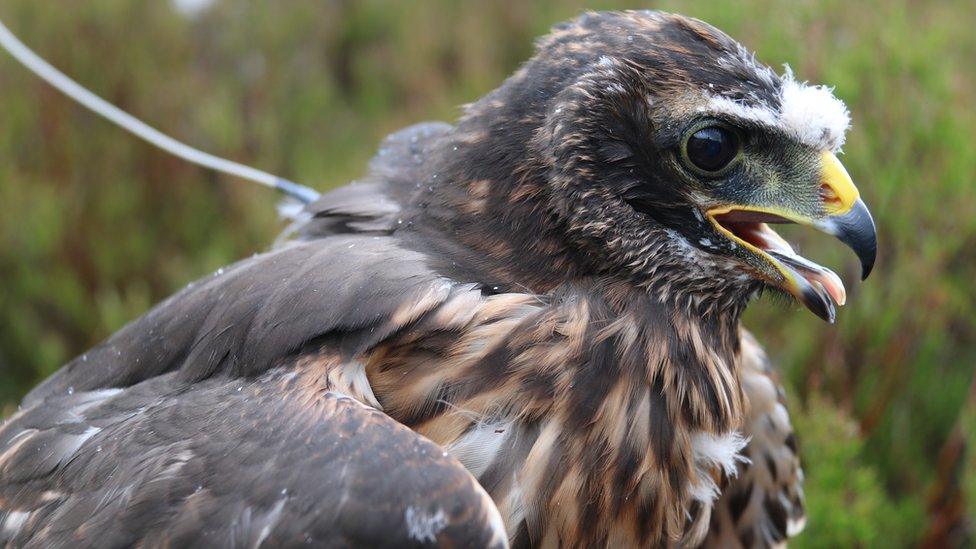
706 332 806 547
1 10 877 548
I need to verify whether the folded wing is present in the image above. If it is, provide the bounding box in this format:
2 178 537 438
1 368 505 547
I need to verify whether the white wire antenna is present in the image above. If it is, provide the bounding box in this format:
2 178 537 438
0 16 321 204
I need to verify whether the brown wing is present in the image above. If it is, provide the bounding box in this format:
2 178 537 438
23 121 454 407
3 121 511 547
22 234 452 406
0 366 505 547
704 330 806 548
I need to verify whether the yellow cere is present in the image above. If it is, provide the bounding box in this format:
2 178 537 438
820 151 859 214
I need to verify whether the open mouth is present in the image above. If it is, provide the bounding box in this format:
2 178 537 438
692 152 876 323
709 208 847 314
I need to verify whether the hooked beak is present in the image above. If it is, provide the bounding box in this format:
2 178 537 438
707 151 878 322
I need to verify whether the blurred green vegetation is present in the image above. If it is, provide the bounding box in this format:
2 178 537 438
0 1 973 546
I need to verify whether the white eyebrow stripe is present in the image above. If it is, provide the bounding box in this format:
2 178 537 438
698 72 850 152
699 95 780 129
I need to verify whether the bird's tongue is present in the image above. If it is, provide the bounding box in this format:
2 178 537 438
721 220 847 307
767 250 847 306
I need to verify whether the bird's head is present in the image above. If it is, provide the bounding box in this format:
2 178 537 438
439 11 876 322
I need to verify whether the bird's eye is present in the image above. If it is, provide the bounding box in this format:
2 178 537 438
683 126 741 175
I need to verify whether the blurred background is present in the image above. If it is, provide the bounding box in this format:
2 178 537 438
0 1 973 546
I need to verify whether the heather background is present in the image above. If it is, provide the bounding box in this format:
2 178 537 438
1 1 973 546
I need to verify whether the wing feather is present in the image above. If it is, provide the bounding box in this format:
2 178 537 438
2 369 506 547
4 120 505 547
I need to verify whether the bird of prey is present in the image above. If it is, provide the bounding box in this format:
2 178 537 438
0 10 876 548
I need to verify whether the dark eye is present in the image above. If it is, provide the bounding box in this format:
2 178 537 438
684 126 740 174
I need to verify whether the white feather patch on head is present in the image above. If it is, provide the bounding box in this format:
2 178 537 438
699 67 850 152
778 67 850 151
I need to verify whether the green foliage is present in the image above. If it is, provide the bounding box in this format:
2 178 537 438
0 1 972 544
792 393 924 548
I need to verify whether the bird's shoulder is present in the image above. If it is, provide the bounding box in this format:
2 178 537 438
27 121 457 404
294 121 452 240
23 234 454 404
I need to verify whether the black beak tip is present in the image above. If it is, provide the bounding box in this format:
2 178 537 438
857 223 877 281
858 234 876 280
831 198 878 283
860 258 875 281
